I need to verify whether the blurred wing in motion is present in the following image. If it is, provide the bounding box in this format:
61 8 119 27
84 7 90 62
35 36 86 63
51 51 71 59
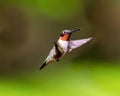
68 37 92 52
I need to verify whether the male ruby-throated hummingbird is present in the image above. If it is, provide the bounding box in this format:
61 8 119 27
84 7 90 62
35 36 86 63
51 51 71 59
40 29 92 70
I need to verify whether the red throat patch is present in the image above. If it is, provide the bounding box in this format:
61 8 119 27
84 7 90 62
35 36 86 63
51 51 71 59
60 34 69 41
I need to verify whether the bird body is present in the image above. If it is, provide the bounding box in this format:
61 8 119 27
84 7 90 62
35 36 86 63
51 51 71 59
40 29 92 70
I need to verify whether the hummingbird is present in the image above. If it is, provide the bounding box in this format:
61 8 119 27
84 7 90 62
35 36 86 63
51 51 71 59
40 29 92 70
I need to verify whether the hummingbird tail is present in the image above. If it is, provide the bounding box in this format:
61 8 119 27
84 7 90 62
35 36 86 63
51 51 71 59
40 62 47 70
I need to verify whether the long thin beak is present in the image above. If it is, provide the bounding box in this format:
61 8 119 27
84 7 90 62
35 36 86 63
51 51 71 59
70 29 80 33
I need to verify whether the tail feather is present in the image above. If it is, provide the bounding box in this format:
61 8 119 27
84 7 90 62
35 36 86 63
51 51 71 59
40 62 47 70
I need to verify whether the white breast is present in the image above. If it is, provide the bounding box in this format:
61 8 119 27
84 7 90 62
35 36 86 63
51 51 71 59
58 39 68 52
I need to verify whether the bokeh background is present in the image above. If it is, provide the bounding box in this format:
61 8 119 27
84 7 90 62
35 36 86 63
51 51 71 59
0 0 120 96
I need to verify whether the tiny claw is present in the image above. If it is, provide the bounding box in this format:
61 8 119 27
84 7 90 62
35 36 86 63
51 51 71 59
56 59 60 61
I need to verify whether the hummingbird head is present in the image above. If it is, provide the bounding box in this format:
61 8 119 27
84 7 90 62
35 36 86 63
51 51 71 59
60 29 80 41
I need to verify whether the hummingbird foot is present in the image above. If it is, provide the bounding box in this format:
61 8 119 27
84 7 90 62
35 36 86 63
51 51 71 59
56 59 60 61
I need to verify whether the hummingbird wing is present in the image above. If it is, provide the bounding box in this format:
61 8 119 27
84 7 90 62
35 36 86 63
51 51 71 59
40 42 64 70
40 61 47 70
68 37 92 52
40 46 56 70
54 42 62 61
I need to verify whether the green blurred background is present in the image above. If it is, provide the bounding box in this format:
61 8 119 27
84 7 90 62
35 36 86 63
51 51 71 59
0 0 120 96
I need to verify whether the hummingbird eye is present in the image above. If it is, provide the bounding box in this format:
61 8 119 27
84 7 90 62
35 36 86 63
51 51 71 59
60 31 67 36
63 32 67 34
